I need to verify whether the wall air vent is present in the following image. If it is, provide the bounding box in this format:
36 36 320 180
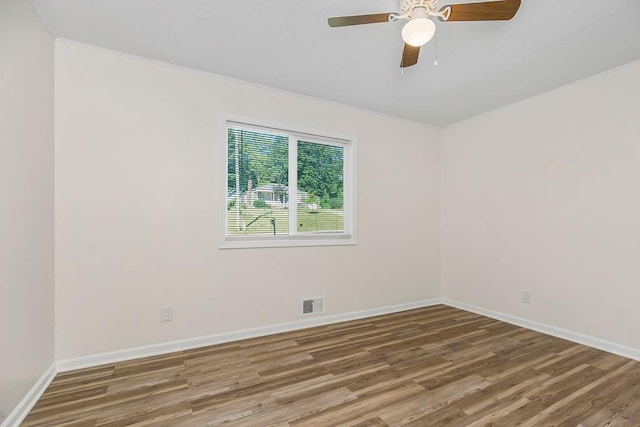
302 297 324 315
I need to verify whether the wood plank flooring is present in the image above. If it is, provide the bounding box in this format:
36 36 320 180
22 305 640 426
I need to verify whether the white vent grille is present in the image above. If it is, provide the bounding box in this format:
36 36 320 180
302 298 324 315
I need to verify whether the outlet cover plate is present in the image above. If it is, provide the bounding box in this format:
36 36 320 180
160 305 173 322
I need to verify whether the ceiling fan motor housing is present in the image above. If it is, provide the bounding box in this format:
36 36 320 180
399 0 439 16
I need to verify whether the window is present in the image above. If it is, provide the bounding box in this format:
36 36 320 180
221 119 355 248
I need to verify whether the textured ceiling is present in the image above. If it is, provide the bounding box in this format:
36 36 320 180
33 0 640 126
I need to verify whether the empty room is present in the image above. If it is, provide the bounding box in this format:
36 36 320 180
2 0 640 425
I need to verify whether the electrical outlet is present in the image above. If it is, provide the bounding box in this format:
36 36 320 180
160 305 172 322
522 291 532 304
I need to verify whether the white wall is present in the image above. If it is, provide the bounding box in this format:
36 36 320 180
54 41 442 360
0 0 55 421
442 60 640 350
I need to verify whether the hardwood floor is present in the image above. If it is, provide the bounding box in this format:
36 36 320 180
22 305 640 426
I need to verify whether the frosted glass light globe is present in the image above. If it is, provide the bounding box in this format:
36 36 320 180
401 18 436 47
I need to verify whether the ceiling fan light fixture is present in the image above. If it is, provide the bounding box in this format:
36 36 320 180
328 0 522 68
401 17 436 47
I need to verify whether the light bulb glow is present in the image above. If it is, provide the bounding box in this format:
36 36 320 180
401 18 436 47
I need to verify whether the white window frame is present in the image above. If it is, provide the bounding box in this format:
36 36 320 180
220 115 356 249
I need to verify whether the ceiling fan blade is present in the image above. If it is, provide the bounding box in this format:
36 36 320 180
328 13 392 27
439 0 521 22
401 44 420 68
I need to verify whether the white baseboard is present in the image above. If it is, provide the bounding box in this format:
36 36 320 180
1 363 56 427
57 298 442 372
442 298 640 362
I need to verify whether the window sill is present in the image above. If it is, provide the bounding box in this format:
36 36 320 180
220 234 356 249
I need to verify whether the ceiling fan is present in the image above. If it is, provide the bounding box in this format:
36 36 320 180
328 0 521 68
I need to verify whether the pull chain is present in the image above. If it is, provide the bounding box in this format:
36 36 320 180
434 31 439 66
